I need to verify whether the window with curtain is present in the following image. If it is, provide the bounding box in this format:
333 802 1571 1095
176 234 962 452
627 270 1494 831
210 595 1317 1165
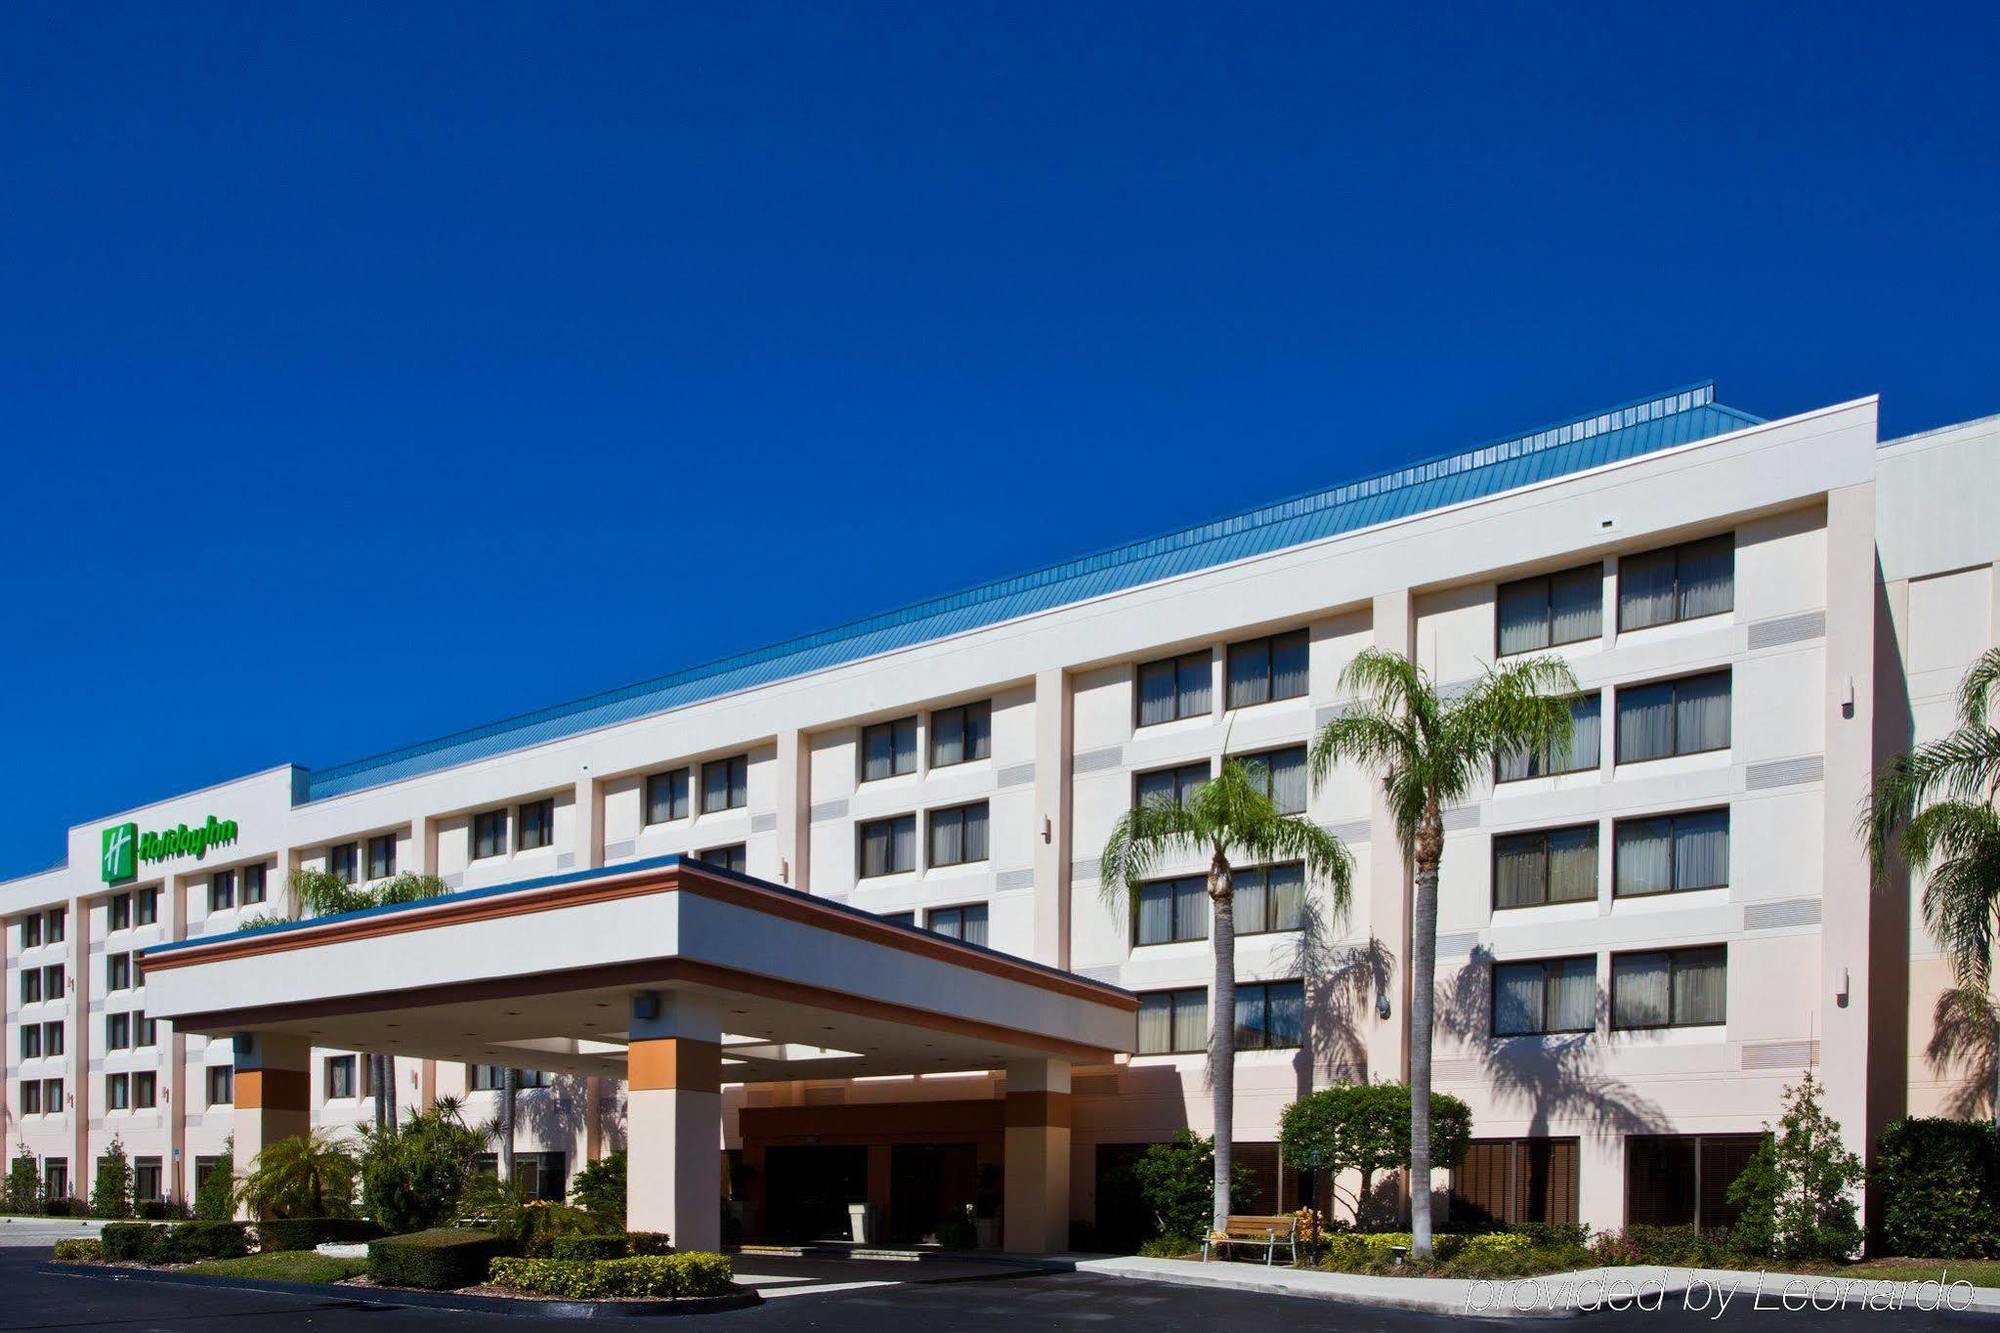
1234 862 1307 935
107 952 131 991
208 869 236 911
206 1066 233 1106
1492 957 1597 1035
136 887 159 924
110 894 131 931
861 717 919 782
645 769 690 824
698 844 746 873
1618 535 1735 631
1615 671 1731 763
702 755 750 812
106 1074 129 1110
1134 875 1209 945
328 842 360 883
325 1055 358 1100
240 866 266 906
1496 694 1602 781
1136 987 1209 1054
1497 565 1603 655
1137 651 1213 726
367 833 397 880
1235 980 1306 1049
1614 809 1729 896
516 799 555 852
927 903 989 946
1134 761 1210 810
927 802 990 867
1492 824 1599 908
105 1012 129 1050
879 910 915 927
857 815 917 878
472 810 508 859
1611 946 1726 1029
929 701 992 768
1231 745 1308 814
1451 1138 1581 1228
1226 629 1309 708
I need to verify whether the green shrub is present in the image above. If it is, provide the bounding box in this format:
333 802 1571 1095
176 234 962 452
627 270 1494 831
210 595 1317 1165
92 1139 135 1219
5 1145 41 1215
487 1251 735 1299
52 1237 104 1262
194 1143 237 1221
357 1098 490 1235
549 1234 630 1262
519 1202 619 1258
42 1196 80 1217
149 1221 253 1264
368 1229 505 1290
101 1223 164 1262
1129 1131 1260 1241
626 1230 672 1256
241 1133 358 1221
1588 1224 1733 1267
568 1151 626 1221
1279 1083 1474 1228
1136 1235 1198 1258
137 1198 189 1221
255 1217 386 1252
1875 1117 2000 1258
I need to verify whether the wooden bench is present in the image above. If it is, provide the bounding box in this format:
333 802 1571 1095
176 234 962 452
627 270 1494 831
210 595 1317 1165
1201 1214 1299 1265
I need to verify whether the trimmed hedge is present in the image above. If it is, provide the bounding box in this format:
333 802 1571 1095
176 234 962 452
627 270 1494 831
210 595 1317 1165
1322 1232 1532 1265
626 1231 673 1256
42 1197 80 1217
1876 1117 2000 1258
101 1223 162 1263
52 1237 104 1262
487 1251 735 1299
548 1234 631 1262
255 1217 386 1252
101 1221 252 1265
368 1229 504 1291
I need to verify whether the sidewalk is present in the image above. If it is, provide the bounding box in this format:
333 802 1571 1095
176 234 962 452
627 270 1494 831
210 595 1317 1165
1072 1255 2000 1319
0 1216 107 1249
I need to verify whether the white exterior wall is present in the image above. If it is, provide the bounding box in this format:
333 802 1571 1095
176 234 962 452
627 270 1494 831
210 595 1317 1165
3 392 1995 1232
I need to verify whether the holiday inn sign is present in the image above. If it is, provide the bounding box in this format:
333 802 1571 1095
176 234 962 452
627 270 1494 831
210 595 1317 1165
100 816 241 885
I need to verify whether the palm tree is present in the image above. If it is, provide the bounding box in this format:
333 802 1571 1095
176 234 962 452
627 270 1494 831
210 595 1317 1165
1865 648 2000 1123
1309 648 1578 1257
499 1067 520 1185
241 1129 358 1219
1101 758 1354 1237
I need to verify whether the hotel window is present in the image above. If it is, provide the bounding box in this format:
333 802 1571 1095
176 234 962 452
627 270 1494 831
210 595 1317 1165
1135 761 1209 810
325 1055 360 1100
1614 809 1729 897
861 717 919 782
20 1025 40 1059
1615 670 1731 764
209 869 236 912
106 1011 131 1050
106 1073 130 1111
207 1065 234 1107
367 833 397 880
1137 650 1212 727
517 799 555 852
1226 629 1309 709
858 815 917 879
20 968 40 1004
1496 694 1602 781
133 1072 157 1109
241 864 267 905
21 913 41 948
698 844 747 874
1136 987 1209 1055
1611 946 1727 1030
927 802 990 868
1619 534 1735 632
48 908 65 943
1453 1138 1580 1228
1235 980 1306 1050
1493 957 1597 1036
136 1012 157 1047
1234 863 1306 935
1134 875 1208 946
135 887 160 925
645 769 690 825
927 903 988 947
44 1021 64 1056
1232 745 1308 814
110 893 132 931
1493 825 1599 909
21 1082 41 1115
44 1079 64 1112
108 952 132 992
328 842 360 883
930 700 992 768
43 963 64 998
43 1158 67 1198
133 1156 162 1202
1625 1134 1764 1230
1497 565 1603 655
702 755 749 813
472 810 509 860
880 910 916 927
469 1065 549 1091
195 1156 228 1196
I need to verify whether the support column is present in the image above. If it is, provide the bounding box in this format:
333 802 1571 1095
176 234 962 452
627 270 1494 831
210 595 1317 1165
625 993 722 1251
774 729 810 889
166 874 188 1203
1365 589 1414 1090
409 822 439 1108
231 1031 311 1208
1031 670 1074 969
574 778 604 871
1003 1058 1071 1253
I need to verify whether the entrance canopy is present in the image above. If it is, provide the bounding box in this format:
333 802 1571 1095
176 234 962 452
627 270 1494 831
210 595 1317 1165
140 856 1136 1083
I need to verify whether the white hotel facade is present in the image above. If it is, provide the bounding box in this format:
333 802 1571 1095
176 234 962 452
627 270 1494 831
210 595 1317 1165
4 384 1998 1249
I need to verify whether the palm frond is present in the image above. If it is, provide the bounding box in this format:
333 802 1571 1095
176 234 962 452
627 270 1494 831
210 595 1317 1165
1958 648 2000 729
1098 795 1204 906
1444 656 1581 804
1907 802 2000 990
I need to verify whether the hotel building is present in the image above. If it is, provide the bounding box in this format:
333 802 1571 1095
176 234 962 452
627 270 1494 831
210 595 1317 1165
4 384 1997 1250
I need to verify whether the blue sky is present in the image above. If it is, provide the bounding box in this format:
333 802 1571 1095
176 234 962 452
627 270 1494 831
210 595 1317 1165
1 2 1995 878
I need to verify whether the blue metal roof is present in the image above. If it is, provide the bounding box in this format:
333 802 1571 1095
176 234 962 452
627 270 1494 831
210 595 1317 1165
304 383 1760 801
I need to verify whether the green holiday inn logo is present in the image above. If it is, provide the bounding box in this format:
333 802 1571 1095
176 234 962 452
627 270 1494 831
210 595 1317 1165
100 815 240 885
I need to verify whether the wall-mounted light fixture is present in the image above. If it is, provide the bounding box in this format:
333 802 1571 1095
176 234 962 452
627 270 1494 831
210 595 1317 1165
1836 967 1850 1008
1042 816 1052 844
1376 991 1392 1021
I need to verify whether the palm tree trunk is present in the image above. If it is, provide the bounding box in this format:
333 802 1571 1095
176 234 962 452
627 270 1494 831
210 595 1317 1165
370 1055 389 1129
1408 803 1444 1259
380 1054 398 1127
500 1068 519 1185
1208 850 1236 1236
